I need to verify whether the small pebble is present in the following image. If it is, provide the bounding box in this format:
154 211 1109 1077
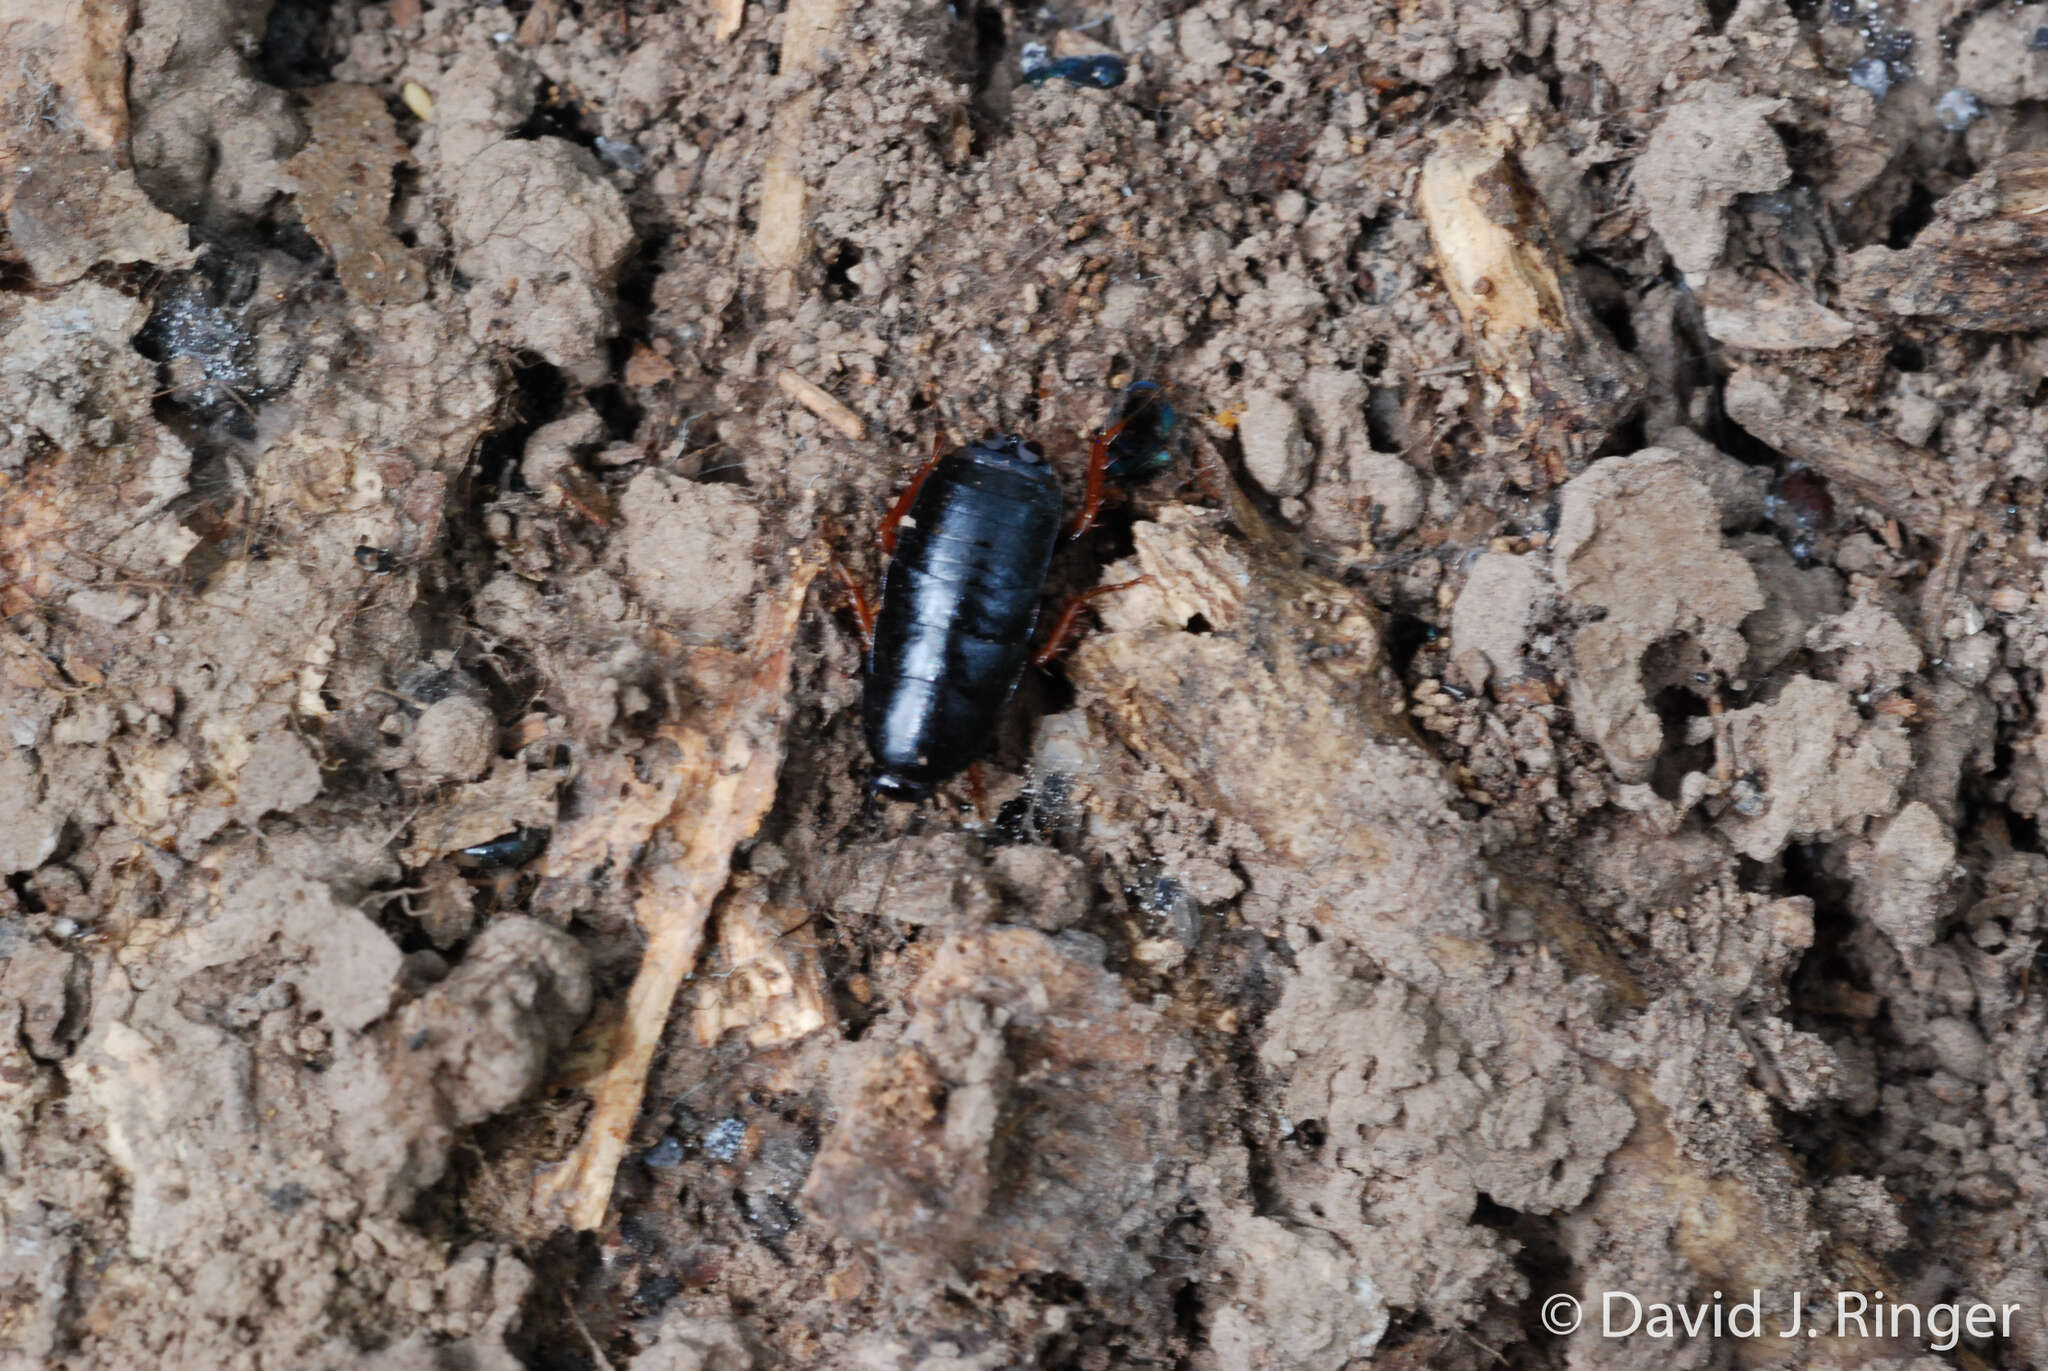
594 136 645 172
412 695 497 783
703 1117 747 1162
643 1135 685 1168
1848 58 1891 99
1936 88 1982 132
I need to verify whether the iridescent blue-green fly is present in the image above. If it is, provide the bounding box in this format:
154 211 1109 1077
1104 381 1177 483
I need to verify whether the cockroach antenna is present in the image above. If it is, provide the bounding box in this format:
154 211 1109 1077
862 802 926 927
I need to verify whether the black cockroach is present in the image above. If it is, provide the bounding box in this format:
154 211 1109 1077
833 389 1168 801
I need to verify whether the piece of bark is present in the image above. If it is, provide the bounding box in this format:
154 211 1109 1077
534 545 823 1230
1698 268 1857 353
1418 122 1643 486
283 86 429 308
1068 439 1894 1366
1843 152 2048 332
1723 365 1951 535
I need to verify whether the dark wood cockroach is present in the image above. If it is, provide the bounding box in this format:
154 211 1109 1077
833 387 1169 801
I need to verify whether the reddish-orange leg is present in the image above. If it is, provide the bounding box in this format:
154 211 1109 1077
880 431 947 556
1066 415 1131 540
829 558 877 652
834 432 948 651
1031 577 1147 666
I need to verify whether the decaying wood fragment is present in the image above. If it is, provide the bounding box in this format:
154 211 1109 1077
536 546 824 1230
1843 152 2048 332
752 0 847 311
712 0 745 42
1418 122 1643 485
691 880 828 1050
1722 364 1952 535
1070 440 1893 1366
776 368 867 440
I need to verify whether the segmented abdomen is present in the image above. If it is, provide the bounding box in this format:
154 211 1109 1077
863 444 1062 798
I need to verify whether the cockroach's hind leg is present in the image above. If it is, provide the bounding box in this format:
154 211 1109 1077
1031 576 1147 666
966 761 989 824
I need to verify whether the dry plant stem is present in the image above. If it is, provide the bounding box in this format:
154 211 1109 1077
1418 121 1642 485
1919 516 1978 654
537 547 824 1230
1073 440 1892 1366
752 0 847 312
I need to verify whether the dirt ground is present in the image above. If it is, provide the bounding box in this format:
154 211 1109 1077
7 0 2048 1366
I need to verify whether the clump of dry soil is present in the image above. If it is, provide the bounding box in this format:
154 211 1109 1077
7 0 2048 1367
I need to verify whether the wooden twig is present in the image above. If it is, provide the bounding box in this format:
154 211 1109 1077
776 369 867 440
751 0 848 311
535 545 824 1230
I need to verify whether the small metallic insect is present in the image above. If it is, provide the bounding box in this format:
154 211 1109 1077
1103 381 1176 482
1767 465 1834 563
1021 53 1128 89
834 394 1160 801
454 825 551 871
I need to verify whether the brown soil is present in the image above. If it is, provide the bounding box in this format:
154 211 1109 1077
5 1 2048 1368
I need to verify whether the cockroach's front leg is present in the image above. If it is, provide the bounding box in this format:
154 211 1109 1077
1065 417 1129 541
829 557 877 653
880 431 947 556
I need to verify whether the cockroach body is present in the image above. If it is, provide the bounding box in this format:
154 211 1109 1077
862 434 1064 801
835 388 1169 802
